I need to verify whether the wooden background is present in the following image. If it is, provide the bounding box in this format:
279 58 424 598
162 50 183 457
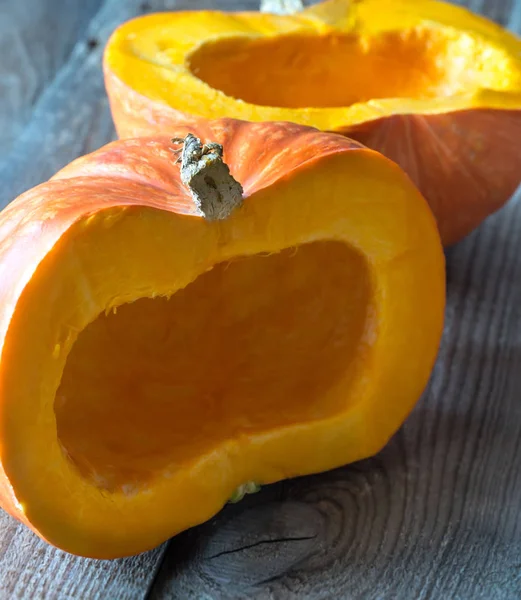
1 1 521 598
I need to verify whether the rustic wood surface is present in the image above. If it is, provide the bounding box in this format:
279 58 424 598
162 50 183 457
1 0 520 598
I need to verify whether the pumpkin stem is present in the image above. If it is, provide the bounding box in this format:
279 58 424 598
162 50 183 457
172 133 243 221
260 0 304 13
229 481 261 504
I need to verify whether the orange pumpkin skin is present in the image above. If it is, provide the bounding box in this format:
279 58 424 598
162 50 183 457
103 0 521 246
0 119 444 558
347 109 521 246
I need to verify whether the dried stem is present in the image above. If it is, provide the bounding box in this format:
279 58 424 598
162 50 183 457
172 134 243 221
229 481 261 504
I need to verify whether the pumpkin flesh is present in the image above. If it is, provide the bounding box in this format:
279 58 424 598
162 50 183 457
104 0 521 246
189 28 515 110
56 240 370 493
0 122 444 558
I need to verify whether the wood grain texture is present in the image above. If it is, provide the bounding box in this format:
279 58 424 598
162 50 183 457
0 524 164 600
0 0 520 599
0 0 103 156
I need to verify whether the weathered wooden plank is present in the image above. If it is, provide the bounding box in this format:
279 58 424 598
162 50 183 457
0 0 103 155
478 0 514 25
0 521 165 600
508 0 521 30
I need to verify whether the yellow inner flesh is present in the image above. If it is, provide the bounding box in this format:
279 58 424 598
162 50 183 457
187 28 516 109
55 240 370 493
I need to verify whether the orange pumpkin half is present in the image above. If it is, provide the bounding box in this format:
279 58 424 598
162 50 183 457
0 119 444 558
104 0 521 246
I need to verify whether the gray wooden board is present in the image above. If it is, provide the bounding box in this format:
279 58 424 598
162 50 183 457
0 0 520 598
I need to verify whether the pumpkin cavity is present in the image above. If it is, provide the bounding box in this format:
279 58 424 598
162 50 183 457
55 240 371 493
186 27 514 109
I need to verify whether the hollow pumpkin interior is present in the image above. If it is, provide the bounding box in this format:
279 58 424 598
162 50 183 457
55 240 371 494
186 27 513 109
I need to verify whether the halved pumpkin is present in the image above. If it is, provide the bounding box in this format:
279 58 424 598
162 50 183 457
0 119 444 558
104 0 521 246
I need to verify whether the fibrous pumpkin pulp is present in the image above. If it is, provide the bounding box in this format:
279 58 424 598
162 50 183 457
0 119 444 559
104 0 521 246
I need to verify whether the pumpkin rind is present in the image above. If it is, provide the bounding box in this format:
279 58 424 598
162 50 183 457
0 119 444 558
104 0 521 246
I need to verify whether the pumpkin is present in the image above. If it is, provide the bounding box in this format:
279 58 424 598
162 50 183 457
0 119 444 559
103 0 521 247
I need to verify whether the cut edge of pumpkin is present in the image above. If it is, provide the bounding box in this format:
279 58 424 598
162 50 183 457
0 150 444 558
